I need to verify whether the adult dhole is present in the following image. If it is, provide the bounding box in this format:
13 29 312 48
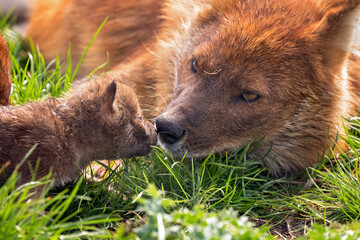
23 0 360 175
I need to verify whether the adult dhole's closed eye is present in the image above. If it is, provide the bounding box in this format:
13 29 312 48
237 92 261 103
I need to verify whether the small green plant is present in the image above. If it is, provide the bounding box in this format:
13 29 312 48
116 184 275 240
301 223 360 240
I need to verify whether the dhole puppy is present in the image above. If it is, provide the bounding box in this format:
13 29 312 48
23 0 360 175
0 77 157 185
0 35 11 106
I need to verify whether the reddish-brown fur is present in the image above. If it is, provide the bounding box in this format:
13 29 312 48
22 0 360 175
0 35 11 106
0 78 157 185
26 0 163 77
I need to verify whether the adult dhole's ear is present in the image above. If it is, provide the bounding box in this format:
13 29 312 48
314 1 360 74
103 80 117 114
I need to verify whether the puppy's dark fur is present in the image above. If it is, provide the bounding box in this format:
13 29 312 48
0 78 157 185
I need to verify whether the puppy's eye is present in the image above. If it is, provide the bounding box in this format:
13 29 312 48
137 115 143 121
238 92 260 103
190 59 197 73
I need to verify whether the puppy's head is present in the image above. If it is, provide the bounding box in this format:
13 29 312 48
66 79 157 159
100 80 157 158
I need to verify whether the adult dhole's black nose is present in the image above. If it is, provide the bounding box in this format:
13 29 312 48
156 116 185 145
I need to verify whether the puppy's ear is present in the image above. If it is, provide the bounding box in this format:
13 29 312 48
103 80 117 113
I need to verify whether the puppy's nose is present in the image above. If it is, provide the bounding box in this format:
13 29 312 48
156 116 185 145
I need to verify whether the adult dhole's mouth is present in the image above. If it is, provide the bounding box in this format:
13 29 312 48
158 140 214 159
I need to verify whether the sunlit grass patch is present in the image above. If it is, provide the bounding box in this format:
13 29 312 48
1 17 108 105
0 169 116 239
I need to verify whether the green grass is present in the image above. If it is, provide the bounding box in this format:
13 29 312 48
2 17 108 105
1 16 360 240
0 165 116 239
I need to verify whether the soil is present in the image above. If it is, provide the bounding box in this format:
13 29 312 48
251 215 312 239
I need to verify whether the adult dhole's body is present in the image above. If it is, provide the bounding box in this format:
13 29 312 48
25 0 360 175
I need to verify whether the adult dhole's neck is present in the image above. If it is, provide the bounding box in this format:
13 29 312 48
107 51 158 120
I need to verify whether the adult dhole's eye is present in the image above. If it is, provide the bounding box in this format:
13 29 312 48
190 59 197 73
238 92 260 103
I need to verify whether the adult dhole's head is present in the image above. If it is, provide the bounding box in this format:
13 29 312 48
156 0 360 175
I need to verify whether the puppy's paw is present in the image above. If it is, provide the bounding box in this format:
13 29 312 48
88 160 123 181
